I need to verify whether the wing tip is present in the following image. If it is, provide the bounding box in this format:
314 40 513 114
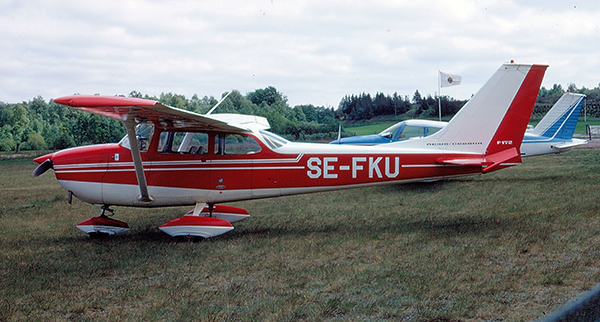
53 95 158 107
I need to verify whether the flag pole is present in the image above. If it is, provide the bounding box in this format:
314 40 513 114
438 70 442 121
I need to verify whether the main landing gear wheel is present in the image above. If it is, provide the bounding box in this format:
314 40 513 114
76 206 130 237
159 204 250 238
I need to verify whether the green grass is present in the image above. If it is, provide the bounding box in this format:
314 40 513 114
344 122 396 136
576 118 600 136
2 148 600 321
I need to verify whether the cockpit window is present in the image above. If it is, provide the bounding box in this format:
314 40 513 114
119 122 154 152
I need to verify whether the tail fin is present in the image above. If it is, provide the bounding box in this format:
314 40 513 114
396 63 547 173
484 64 548 156
398 63 547 156
530 92 586 140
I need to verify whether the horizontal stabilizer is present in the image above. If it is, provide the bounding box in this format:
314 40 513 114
436 147 521 173
481 147 520 173
436 157 490 167
553 139 588 150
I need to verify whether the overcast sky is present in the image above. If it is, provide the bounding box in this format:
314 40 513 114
2 0 599 107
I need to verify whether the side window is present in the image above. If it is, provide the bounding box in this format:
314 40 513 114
398 126 425 139
215 134 261 155
426 127 441 136
158 132 209 154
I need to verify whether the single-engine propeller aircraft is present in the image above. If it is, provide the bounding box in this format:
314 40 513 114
34 63 547 238
330 92 587 157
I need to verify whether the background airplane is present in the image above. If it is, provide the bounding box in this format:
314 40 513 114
34 63 547 238
331 93 586 155
331 92 586 157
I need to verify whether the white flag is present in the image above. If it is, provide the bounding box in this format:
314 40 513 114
440 71 462 87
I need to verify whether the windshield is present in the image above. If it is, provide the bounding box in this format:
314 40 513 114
119 122 155 152
259 130 289 149
379 123 404 139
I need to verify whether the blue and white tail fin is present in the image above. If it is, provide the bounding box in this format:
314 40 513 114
529 92 586 140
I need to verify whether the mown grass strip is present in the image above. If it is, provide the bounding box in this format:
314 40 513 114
1 148 599 321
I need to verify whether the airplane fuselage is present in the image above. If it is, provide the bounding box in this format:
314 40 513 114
44 128 486 208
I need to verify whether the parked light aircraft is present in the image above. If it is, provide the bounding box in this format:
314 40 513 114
33 63 547 238
331 92 586 157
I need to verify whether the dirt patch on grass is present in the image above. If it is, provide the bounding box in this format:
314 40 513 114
0 152 46 159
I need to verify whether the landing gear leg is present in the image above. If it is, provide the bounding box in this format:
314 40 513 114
100 205 114 218
191 203 214 217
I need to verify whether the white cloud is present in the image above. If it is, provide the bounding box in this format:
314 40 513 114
1 0 600 107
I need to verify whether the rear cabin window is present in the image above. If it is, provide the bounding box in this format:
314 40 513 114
426 127 441 136
215 134 261 155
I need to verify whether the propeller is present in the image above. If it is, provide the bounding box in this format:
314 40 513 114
33 159 53 177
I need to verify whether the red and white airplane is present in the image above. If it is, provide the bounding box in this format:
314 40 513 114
34 63 547 238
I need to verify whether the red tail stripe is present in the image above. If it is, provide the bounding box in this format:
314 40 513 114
487 64 548 155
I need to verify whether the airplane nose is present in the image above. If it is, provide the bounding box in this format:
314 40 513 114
34 153 53 165
33 153 54 177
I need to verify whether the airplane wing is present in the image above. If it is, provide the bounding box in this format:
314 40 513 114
53 95 269 132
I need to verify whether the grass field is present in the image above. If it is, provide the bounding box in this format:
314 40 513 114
345 117 600 137
1 147 600 321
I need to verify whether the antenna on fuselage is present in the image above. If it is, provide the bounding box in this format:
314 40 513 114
206 91 232 115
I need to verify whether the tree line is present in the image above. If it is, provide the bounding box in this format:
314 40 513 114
1 84 600 152
337 91 467 121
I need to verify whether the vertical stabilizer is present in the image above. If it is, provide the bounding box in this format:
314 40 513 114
530 92 586 140
396 63 547 159
484 64 548 155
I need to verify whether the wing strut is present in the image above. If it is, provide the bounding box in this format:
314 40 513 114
124 121 152 203
206 91 232 115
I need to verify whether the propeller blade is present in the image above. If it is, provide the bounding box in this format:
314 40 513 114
33 159 53 177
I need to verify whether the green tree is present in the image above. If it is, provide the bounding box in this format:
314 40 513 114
247 86 286 107
27 133 46 150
